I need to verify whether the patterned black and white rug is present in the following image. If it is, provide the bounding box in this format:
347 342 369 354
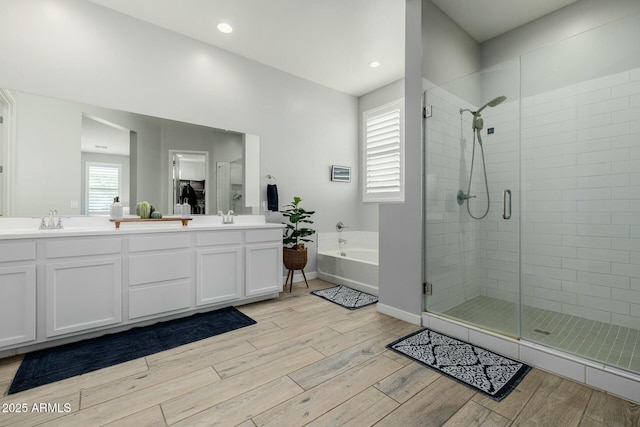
311 285 378 310
387 329 531 401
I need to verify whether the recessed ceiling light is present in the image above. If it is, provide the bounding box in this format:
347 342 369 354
369 60 382 68
217 22 233 34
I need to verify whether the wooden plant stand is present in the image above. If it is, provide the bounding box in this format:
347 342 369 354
284 268 309 292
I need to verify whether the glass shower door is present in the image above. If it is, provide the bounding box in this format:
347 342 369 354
423 58 521 338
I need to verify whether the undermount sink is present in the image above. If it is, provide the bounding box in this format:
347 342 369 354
38 227 86 232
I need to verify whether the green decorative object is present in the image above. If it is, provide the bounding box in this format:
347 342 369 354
150 211 162 219
135 201 152 219
281 196 315 291
281 196 315 249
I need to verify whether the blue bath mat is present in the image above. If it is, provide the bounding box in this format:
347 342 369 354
311 285 378 310
8 307 256 394
387 328 531 401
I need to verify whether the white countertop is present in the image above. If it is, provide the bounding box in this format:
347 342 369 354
0 215 284 240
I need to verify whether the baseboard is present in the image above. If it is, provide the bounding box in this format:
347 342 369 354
317 271 378 296
377 303 422 325
282 270 318 285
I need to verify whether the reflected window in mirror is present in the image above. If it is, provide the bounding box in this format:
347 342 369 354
85 162 121 215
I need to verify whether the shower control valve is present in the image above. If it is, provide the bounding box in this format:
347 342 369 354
456 190 476 206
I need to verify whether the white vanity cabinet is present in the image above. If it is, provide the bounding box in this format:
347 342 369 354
44 238 122 337
196 231 243 305
245 229 283 297
0 220 283 355
0 242 36 347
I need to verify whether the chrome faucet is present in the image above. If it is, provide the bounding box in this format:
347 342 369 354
40 209 63 229
220 210 234 224
338 238 348 244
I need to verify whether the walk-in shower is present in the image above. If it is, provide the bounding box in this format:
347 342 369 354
457 95 506 219
424 11 640 382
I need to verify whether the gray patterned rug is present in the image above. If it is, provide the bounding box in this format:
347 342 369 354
311 285 378 310
388 329 531 401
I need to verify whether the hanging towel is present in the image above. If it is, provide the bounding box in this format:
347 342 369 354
267 184 279 211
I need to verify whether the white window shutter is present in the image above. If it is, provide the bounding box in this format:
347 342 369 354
363 99 404 202
86 163 121 214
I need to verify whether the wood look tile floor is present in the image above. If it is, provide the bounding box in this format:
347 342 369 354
1 279 639 426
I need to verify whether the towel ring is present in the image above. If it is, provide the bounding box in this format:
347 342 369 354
267 174 277 184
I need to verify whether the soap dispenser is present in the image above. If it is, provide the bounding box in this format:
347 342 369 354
181 198 191 218
174 199 182 216
110 197 123 219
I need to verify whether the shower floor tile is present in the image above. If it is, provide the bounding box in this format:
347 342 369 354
443 296 640 375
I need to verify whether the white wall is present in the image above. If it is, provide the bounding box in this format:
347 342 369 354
422 1 480 85
375 0 483 321
481 0 640 69
377 0 424 323
0 0 360 276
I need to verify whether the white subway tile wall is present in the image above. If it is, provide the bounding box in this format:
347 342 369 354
425 66 640 337
520 67 640 329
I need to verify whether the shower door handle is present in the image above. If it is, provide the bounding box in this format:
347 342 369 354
502 189 512 220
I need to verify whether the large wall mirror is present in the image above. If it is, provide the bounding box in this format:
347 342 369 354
0 88 260 217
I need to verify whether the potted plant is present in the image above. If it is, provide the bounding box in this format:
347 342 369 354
281 196 316 271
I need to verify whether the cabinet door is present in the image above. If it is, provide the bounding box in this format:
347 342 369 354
0 265 36 348
196 247 242 305
245 243 282 296
46 258 121 337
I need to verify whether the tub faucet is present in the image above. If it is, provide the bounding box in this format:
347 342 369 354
339 238 348 244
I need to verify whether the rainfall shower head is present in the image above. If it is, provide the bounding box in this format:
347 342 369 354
457 95 507 132
459 95 506 116
475 95 507 114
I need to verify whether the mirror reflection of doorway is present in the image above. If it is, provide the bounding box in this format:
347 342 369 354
171 151 207 215
216 159 243 214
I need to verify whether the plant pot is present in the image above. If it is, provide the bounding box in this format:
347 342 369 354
283 246 307 270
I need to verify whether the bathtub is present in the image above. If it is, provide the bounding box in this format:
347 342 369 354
317 247 379 296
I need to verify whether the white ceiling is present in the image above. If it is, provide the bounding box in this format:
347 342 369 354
89 0 578 97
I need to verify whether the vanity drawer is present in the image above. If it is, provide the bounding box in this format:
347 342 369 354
129 251 191 286
196 231 242 247
245 229 282 243
128 234 191 252
45 238 121 259
0 242 36 262
129 281 191 319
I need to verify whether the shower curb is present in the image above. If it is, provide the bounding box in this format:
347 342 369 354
422 312 640 404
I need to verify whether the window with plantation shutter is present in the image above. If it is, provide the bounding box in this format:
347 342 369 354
363 99 404 202
86 162 121 214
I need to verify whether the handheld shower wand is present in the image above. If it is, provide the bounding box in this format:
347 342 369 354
458 95 506 219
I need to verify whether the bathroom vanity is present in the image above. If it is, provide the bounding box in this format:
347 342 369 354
0 216 283 356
